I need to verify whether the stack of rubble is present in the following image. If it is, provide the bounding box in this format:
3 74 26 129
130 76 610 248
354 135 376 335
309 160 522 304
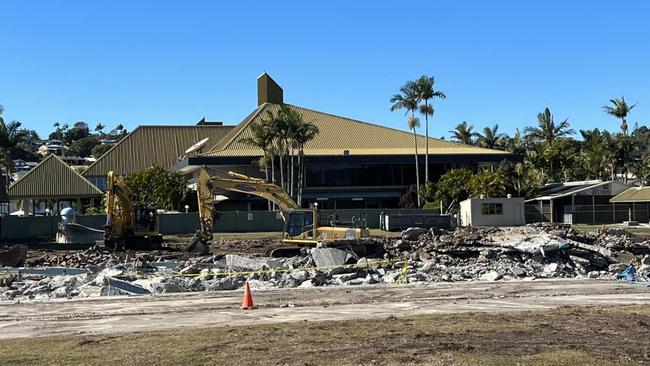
1 224 648 302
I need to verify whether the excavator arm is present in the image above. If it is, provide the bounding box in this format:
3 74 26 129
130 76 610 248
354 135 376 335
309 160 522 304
104 171 135 239
185 167 299 254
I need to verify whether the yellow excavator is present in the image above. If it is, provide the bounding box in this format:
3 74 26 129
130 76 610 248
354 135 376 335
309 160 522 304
104 171 163 250
185 167 376 256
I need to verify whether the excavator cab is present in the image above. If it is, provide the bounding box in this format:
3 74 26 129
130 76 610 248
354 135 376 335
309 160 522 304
284 210 316 239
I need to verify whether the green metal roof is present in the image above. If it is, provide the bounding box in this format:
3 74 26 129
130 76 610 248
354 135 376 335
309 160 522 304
610 186 650 202
83 125 234 176
202 103 511 158
9 155 103 199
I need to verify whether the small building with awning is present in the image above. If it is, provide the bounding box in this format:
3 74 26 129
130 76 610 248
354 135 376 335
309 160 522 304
8 154 103 215
610 186 650 223
525 180 630 224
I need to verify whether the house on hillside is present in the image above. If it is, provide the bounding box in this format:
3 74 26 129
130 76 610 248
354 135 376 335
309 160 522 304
172 73 516 210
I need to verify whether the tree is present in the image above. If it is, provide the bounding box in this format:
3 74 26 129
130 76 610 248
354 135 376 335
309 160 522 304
95 123 106 134
67 136 100 157
524 108 574 145
504 129 525 155
293 117 319 205
524 108 574 181
468 171 507 198
415 75 446 182
391 81 422 207
0 109 33 179
399 184 419 208
603 97 636 183
449 121 476 145
434 168 473 213
91 143 112 159
64 123 91 144
123 165 190 211
476 124 505 149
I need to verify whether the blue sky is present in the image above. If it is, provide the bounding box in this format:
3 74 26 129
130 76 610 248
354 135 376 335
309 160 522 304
1 1 649 139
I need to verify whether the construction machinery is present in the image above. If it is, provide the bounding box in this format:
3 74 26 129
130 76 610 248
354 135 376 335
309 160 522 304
185 168 377 256
104 171 163 250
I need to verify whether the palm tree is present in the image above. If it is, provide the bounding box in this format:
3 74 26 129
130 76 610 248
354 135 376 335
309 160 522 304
390 81 422 207
524 108 574 180
95 123 105 133
524 108 574 145
505 128 525 155
476 124 505 149
603 97 636 183
293 119 319 206
415 75 446 182
449 121 476 145
240 120 274 201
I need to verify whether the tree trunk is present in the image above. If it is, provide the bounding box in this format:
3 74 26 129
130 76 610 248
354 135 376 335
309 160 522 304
424 100 429 183
264 160 271 211
290 145 294 199
298 148 303 206
412 128 421 208
623 118 628 184
279 155 284 191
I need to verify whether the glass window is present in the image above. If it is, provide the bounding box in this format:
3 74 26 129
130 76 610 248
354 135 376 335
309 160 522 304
481 203 503 215
286 212 305 236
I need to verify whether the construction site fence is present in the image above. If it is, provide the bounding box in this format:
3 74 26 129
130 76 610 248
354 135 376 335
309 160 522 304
526 203 650 225
0 208 440 241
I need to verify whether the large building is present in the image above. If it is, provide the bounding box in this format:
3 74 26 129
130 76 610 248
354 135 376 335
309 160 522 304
172 73 514 210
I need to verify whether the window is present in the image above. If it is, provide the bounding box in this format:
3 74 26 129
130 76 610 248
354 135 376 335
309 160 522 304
481 203 503 215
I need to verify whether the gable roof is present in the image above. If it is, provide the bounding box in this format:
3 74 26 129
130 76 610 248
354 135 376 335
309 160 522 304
610 186 650 203
526 180 630 202
9 155 103 199
202 103 510 157
84 125 234 176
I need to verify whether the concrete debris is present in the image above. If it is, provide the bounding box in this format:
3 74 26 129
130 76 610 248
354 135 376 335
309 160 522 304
1 224 649 302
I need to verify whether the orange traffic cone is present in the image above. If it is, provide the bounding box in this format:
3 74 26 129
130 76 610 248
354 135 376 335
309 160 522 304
241 281 255 310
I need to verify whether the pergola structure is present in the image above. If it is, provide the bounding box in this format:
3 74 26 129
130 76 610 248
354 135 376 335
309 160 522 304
8 154 103 215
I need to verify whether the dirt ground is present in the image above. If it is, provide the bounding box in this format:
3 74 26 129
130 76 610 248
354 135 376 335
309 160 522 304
0 304 648 365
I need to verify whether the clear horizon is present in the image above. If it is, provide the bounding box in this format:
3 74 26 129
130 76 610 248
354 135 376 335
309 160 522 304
1 0 649 139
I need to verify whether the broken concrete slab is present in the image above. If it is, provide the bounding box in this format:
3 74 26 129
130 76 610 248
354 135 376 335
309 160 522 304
224 254 287 272
310 247 350 268
101 277 149 296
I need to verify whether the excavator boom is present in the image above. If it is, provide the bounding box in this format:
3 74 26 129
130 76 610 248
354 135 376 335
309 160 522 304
186 168 299 254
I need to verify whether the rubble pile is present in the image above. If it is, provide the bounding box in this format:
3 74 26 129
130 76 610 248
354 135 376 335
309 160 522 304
1 224 649 302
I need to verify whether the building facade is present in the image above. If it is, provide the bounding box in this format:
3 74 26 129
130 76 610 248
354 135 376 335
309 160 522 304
173 73 516 210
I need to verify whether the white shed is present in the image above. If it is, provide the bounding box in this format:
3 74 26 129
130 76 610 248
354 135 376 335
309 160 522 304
460 197 525 227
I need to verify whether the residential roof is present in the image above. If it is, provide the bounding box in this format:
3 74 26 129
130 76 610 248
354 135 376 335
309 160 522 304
525 180 629 202
8 154 103 199
610 187 650 203
202 103 511 158
83 125 234 177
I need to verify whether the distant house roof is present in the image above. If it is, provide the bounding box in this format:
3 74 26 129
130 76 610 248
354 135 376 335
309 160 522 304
610 186 650 203
83 125 234 177
526 180 629 202
201 103 511 158
8 154 103 199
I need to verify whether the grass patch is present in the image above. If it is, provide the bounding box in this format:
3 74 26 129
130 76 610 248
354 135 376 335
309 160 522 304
0 305 648 365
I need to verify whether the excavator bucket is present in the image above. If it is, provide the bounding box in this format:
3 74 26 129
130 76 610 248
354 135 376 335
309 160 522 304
184 230 210 255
